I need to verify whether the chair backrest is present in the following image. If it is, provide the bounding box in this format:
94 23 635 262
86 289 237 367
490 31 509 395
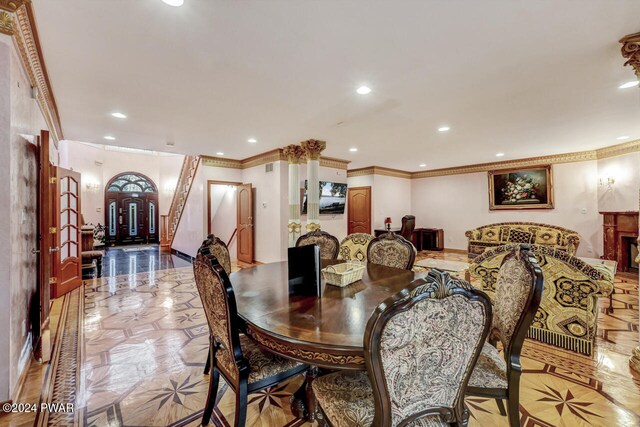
193 246 245 385
296 229 340 260
399 215 415 241
365 270 492 426
201 233 232 274
338 233 374 262
367 232 416 270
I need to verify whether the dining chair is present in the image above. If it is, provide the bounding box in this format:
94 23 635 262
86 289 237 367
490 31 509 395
399 215 415 241
193 247 308 427
337 233 374 262
312 270 492 427
201 234 232 375
466 245 544 427
367 232 416 270
296 229 340 260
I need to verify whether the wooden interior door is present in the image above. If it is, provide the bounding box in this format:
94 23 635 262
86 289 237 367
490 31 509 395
237 183 254 263
35 130 53 362
52 167 82 298
348 186 371 234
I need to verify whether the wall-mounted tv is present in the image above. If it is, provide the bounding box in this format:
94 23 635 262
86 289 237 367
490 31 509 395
301 180 347 215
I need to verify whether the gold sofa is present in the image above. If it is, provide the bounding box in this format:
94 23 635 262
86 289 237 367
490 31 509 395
470 244 614 355
465 222 581 259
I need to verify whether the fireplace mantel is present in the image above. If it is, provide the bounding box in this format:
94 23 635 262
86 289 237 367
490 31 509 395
600 211 639 272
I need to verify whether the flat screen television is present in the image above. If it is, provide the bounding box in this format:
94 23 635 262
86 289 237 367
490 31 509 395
301 180 347 215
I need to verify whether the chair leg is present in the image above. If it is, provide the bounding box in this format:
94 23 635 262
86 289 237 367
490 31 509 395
507 386 520 427
234 380 248 427
201 368 220 426
96 257 103 277
609 293 614 313
495 398 507 416
204 343 211 375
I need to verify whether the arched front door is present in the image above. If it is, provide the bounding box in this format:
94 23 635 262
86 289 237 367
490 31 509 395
105 172 159 245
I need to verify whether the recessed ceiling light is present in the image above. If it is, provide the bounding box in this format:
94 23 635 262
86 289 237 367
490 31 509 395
618 81 639 89
356 86 371 95
216 152 224 156
496 152 505 157
349 148 358 152
248 138 257 143
111 112 127 119
161 0 184 6
438 126 450 132
617 135 630 140
104 136 116 140
419 163 427 167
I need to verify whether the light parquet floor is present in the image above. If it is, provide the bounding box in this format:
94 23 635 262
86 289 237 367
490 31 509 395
1 251 639 427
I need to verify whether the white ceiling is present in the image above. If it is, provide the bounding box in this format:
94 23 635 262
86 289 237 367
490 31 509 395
34 0 640 170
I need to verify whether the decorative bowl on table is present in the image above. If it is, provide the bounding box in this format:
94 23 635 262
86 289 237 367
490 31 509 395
322 262 366 287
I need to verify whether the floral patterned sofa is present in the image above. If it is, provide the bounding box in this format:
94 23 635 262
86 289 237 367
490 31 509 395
465 222 581 259
470 244 614 355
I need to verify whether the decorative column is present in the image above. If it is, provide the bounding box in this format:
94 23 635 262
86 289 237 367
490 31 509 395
620 32 640 374
283 144 306 247
301 139 326 232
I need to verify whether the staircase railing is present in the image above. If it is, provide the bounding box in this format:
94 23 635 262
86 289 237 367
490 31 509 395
167 155 201 248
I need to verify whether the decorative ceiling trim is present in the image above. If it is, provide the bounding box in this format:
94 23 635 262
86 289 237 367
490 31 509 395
202 149 350 170
347 140 640 180
8 2 63 145
620 31 640 80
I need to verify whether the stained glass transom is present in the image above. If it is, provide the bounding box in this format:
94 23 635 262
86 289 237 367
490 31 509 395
107 173 157 193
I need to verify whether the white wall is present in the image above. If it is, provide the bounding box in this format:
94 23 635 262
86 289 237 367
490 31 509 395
58 140 184 225
372 175 413 230
597 152 640 213
209 184 237 259
411 161 602 257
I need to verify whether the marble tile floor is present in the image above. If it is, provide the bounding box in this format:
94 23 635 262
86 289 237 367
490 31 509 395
99 245 193 277
1 250 639 427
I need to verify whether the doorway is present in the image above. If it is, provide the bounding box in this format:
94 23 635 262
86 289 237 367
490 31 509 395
105 172 159 245
347 186 371 234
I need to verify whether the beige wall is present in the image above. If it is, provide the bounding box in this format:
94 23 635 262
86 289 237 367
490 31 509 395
0 35 51 402
597 152 640 213
411 161 602 257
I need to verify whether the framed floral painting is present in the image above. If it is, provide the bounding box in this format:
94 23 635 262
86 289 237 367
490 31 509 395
488 165 554 210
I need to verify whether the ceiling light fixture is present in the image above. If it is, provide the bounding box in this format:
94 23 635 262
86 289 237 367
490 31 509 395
618 81 639 89
216 152 224 156
617 135 630 140
161 0 184 6
419 163 427 167
248 138 257 143
356 86 371 95
349 148 358 152
438 126 450 132
111 112 127 119
496 152 505 157
104 136 116 140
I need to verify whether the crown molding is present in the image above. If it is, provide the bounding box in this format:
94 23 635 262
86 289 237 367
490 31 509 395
7 2 63 145
346 140 640 180
202 149 350 170
201 156 242 169
319 156 350 170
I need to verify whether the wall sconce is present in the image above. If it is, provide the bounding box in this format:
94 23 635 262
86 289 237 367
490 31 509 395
86 182 101 192
599 176 615 190
163 184 177 195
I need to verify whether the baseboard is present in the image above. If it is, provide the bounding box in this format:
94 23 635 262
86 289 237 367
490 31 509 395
170 248 195 263
11 336 33 403
443 248 468 254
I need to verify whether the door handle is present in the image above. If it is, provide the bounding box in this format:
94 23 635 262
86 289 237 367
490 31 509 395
31 248 40 254
119 215 123 225
49 247 60 253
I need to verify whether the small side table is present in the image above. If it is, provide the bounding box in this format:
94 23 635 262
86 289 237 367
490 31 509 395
414 258 470 281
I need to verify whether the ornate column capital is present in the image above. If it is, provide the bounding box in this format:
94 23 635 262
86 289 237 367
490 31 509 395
301 139 327 161
620 32 640 80
283 144 306 164
0 11 14 35
0 0 30 13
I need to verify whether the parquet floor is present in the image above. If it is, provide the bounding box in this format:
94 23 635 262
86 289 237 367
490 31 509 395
1 250 638 427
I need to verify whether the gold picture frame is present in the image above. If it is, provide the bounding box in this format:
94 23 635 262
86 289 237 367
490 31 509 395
488 165 554 210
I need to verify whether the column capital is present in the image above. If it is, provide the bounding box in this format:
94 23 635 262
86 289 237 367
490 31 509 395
620 32 640 80
283 144 306 164
301 139 326 160
0 11 13 35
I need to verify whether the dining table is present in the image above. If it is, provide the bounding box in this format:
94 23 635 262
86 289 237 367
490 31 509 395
229 259 424 421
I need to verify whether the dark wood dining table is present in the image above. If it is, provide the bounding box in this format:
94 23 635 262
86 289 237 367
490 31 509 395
230 259 421 371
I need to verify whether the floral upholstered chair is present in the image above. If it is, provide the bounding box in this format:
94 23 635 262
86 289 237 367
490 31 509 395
470 244 613 355
193 246 307 427
312 270 492 427
367 232 416 270
466 245 543 427
338 233 374 262
297 229 340 260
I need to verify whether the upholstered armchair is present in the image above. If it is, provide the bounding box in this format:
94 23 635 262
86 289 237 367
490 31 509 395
367 232 416 270
465 222 581 259
193 246 307 427
297 229 340 260
470 244 614 355
467 245 544 427
399 215 415 241
312 270 492 427
338 233 374 262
